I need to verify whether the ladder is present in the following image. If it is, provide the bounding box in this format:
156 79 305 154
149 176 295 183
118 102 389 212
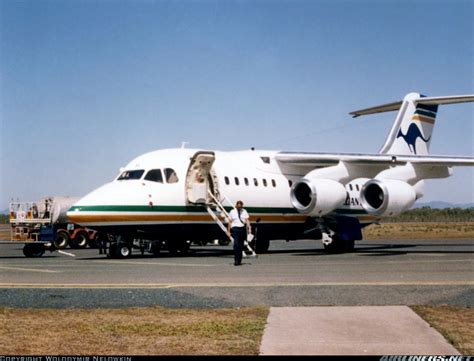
205 190 257 258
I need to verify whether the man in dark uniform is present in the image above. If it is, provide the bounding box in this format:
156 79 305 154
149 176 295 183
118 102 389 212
227 200 251 266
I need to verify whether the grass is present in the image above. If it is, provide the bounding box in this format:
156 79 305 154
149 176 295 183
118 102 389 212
0 224 10 240
0 306 269 355
363 222 474 240
0 305 472 355
411 305 474 355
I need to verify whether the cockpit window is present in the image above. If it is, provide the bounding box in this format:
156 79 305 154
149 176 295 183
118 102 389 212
144 169 163 183
164 168 179 183
117 169 145 180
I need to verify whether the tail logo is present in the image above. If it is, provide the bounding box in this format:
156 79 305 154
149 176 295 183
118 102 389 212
396 123 431 154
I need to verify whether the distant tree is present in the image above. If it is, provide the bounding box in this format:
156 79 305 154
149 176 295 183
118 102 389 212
386 207 474 222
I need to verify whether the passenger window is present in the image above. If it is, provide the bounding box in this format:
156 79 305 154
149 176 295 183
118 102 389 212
288 180 293 187
356 184 360 191
263 179 267 187
225 176 230 185
254 178 258 186
235 177 240 186
244 178 249 186
349 184 353 191
164 168 179 183
117 169 145 180
272 179 276 187
144 169 163 183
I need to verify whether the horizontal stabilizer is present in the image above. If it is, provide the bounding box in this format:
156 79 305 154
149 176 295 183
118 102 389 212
350 94 474 118
350 101 403 118
414 94 474 106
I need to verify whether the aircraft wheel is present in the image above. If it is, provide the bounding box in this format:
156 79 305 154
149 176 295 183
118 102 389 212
324 236 354 253
23 244 45 258
54 231 69 249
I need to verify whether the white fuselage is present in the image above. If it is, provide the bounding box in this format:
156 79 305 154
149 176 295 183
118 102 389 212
67 148 371 242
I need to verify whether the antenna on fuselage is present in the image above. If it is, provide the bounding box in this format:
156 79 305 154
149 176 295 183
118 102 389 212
181 141 189 149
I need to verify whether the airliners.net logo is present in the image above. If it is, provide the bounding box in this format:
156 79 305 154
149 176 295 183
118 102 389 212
380 357 471 361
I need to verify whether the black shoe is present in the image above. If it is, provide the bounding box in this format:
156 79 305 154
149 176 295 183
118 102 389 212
234 262 241 266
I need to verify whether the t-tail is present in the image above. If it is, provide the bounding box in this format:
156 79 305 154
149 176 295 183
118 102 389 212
350 92 474 155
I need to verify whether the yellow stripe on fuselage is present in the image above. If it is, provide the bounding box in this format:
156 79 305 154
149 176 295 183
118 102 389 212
68 212 377 225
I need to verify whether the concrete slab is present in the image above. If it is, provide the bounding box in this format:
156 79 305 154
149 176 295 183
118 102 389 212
259 306 460 355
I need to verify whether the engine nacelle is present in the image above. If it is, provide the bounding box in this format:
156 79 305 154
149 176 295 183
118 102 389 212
360 179 416 217
290 178 347 216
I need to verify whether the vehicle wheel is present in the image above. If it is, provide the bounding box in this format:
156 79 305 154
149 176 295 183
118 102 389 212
23 244 45 258
70 232 88 249
118 244 132 258
109 243 132 258
54 231 69 249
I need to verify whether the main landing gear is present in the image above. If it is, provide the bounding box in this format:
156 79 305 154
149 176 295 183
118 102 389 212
322 231 355 253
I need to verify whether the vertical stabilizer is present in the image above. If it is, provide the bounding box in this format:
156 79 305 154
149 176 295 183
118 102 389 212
379 93 437 155
350 93 474 155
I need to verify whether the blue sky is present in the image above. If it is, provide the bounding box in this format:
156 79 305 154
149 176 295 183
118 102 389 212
1 0 473 209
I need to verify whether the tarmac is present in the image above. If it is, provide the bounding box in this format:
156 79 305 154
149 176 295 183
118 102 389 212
0 240 470 355
259 306 460 355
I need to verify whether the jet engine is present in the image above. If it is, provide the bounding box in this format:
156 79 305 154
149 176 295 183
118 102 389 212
290 178 346 216
360 179 416 217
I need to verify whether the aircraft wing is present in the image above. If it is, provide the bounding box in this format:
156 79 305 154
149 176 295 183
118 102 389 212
275 152 474 167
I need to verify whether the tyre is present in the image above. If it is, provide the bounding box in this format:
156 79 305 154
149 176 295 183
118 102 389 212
54 230 69 249
70 231 88 249
23 244 45 258
109 243 132 258
118 244 132 257
324 237 354 253
71 232 89 248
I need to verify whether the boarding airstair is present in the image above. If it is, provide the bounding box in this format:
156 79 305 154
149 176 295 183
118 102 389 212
205 191 257 258
185 151 256 257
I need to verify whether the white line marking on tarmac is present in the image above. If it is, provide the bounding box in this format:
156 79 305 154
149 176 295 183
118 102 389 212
58 250 76 257
93 260 216 267
0 281 472 289
0 266 60 274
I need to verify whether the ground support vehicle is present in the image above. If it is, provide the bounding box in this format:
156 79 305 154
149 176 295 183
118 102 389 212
7 198 99 257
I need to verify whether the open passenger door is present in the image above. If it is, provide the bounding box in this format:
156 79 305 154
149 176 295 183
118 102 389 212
185 151 216 204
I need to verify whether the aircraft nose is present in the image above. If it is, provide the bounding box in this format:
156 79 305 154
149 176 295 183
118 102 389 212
66 182 118 224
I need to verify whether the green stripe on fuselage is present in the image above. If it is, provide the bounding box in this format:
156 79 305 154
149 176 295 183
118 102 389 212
69 205 300 214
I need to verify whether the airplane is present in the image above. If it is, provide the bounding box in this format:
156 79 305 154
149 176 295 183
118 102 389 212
66 92 474 258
